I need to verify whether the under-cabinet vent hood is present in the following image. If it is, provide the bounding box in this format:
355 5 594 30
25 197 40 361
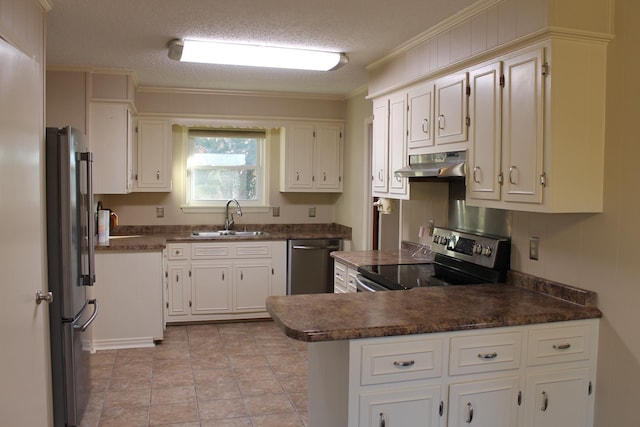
394 150 467 178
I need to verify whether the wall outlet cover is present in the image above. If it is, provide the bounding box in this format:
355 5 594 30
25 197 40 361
309 207 316 217
529 237 539 260
272 206 280 217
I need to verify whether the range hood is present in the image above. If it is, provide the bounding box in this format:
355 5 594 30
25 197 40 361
394 150 466 178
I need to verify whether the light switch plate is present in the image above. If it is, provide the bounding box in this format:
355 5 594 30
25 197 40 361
309 206 316 217
156 206 165 218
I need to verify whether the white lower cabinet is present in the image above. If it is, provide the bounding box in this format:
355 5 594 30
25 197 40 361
448 376 520 427
309 319 598 427
334 260 358 293
360 385 443 427
89 251 164 350
164 241 286 322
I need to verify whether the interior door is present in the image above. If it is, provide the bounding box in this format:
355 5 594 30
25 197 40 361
0 37 52 425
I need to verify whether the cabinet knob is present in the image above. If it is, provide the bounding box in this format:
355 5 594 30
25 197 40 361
473 166 481 184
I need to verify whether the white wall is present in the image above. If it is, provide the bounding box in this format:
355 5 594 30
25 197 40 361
510 1 640 424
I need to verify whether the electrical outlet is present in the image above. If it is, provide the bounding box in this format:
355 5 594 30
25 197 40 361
272 206 280 217
309 206 316 217
529 237 539 260
156 206 165 218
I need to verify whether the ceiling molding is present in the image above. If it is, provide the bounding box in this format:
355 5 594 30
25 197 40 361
136 85 347 102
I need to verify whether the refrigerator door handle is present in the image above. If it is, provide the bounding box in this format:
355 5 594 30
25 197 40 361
79 152 96 286
74 299 98 332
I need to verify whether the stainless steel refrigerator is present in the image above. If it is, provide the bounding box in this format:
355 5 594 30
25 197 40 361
46 126 98 427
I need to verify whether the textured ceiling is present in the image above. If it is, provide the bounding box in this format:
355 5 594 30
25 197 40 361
46 0 478 96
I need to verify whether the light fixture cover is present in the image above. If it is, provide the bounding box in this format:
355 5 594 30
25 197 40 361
168 39 348 71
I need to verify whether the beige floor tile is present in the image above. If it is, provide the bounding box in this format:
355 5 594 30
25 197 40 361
149 402 198 425
98 406 149 426
103 388 151 409
150 385 196 405
243 393 295 417
198 397 248 420
251 413 306 427
85 321 309 427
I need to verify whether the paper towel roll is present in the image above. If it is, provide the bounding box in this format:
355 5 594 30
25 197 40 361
98 209 110 243
374 198 394 214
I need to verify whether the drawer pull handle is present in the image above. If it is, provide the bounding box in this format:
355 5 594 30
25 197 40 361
541 391 549 411
393 360 415 368
477 352 498 359
553 343 571 350
379 412 386 427
465 402 474 423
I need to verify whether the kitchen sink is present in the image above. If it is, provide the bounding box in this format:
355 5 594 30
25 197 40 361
191 230 269 237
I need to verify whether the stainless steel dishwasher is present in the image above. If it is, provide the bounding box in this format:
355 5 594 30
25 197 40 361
287 238 342 294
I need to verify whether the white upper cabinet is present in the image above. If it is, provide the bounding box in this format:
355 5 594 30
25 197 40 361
135 119 172 192
89 101 134 194
407 81 435 154
434 72 469 150
466 38 606 213
280 122 343 193
371 92 409 200
371 98 389 196
467 61 503 201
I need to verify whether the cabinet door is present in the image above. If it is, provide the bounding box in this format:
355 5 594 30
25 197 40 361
388 92 408 198
407 81 435 153
359 385 442 427
136 119 172 191
525 368 591 427
90 101 132 194
166 261 190 317
191 261 232 314
502 47 544 204
314 124 343 191
371 98 389 196
448 376 520 427
468 62 502 201
434 72 469 147
233 261 272 311
283 123 315 190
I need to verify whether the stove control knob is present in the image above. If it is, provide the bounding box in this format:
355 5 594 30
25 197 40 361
482 246 493 256
433 235 440 244
474 244 483 254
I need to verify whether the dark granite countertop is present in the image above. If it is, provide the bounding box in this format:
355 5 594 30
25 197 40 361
266 272 602 342
95 223 352 251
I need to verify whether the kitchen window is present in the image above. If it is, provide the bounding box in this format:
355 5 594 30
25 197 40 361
185 129 267 208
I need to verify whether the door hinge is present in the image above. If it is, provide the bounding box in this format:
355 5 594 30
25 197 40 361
518 391 522 406
135 126 139 133
189 300 192 307
272 268 274 275
313 131 316 138
165 271 168 278
189 270 192 277
588 381 593 395
500 75 505 87
340 132 343 139
166 302 169 309
465 116 471 127
466 85 471 96
498 172 504 185
540 172 547 187
542 62 549 77
439 401 444 416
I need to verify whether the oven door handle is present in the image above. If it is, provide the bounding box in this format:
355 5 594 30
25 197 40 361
355 275 388 292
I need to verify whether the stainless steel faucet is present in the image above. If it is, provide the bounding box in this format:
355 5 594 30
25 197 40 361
224 199 243 230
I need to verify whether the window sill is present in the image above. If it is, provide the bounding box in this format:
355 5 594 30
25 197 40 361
180 205 272 214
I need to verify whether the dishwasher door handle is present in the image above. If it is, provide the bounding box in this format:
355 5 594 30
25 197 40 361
292 245 341 250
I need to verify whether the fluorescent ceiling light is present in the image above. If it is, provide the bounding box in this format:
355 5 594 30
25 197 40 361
168 39 348 71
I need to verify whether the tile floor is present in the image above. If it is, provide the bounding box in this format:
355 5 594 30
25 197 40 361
81 321 309 427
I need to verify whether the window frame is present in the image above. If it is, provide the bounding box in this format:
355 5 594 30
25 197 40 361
182 127 270 211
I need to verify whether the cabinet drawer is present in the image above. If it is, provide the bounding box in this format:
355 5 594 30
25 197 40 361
449 331 522 375
233 243 271 257
360 338 443 385
191 243 230 259
166 243 188 260
527 324 592 366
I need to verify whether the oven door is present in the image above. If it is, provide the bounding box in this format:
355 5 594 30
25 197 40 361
355 275 390 292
